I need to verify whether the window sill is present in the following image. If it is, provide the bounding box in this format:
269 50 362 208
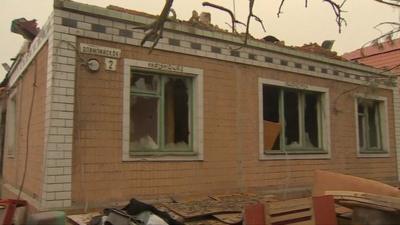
260 150 330 160
357 151 390 158
123 151 203 162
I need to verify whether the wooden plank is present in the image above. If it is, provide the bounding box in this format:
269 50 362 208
290 220 314 225
212 213 242 224
270 211 312 223
326 191 400 210
268 198 311 214
312 195 337 225
244 203 265 225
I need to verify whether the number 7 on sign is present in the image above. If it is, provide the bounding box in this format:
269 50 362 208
105 58 117 71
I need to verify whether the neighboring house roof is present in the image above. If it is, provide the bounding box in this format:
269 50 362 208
343 38 400 75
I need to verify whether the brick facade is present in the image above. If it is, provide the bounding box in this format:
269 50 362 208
2 44 48 208
2 0 400 211
70 37 398 208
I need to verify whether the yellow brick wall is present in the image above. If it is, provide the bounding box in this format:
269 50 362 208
72 37 397 207
2 44 48 202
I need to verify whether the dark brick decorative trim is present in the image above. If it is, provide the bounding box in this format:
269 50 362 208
62 18 77 28
190 42 201 50
169 38 180 46
119 29 133 38
211 46 221 54
265 57 273 63
92 24 106 33
231 50 240 57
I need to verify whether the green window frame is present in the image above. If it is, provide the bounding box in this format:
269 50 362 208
357 98 384 153
129 70 194 156
262 85 324 153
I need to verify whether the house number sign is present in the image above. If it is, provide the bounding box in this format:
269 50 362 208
80 43 121 58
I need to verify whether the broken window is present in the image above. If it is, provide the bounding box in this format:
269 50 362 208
262 85 323 152
357 99 383 152
130 71 192 154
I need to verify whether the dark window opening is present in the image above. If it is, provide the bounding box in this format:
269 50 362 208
262 85 323 152
284 91 299 147
304 94 319 148
263 85 281 150
164 78 189 149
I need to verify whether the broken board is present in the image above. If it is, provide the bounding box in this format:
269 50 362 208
212 213 242 224
326 191 400 212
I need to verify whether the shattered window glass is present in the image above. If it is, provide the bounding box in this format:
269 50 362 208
262 85 323 152
131 73 159 93
130 96 159 150
358 99 383 152
130 70 192 154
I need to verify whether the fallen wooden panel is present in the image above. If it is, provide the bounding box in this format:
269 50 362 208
326 191 400 211
313 170 400 197
265 198 313 225
212 213 242 224
264 196 338 225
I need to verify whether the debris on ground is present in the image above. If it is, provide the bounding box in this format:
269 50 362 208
64 170 400 225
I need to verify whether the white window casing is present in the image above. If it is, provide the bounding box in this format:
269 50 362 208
122 59 204 161
354 94 390 158
258 78 331 160
5 90 17 158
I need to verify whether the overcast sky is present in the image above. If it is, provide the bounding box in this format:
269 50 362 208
0 0 399 80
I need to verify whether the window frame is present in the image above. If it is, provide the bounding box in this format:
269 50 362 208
123 59 204 161
355 95 390 157
5 90 17 158
258 78 331 160
130 71 194 154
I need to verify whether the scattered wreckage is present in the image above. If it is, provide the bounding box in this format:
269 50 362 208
2 170 400 225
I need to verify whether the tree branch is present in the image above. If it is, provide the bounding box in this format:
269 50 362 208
374 0 400 7
278 0 347 33
202 2 244 33
323 0 347 33
243 0 266 45
133 0 174 53
277 0 286 17
360 22 400 55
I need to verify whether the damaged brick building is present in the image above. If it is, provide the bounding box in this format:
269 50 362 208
1 0 400 211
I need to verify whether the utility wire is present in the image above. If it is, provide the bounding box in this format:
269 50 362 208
17 58 37 200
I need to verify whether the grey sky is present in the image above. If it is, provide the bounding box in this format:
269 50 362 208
1 0 399 80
